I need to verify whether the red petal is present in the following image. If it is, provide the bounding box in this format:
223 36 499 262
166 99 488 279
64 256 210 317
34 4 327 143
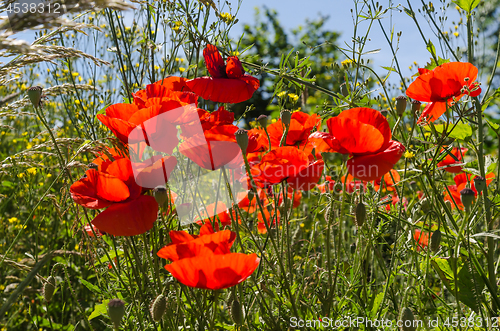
105 158 142 199
226 56 244 78
169 230 199 244
287 160 324 191
164 253 260 290
346 140 405 181
133 155 177 188
416 101 447 125
186 76 259 104
154 76 192 92
180 135 241 170
203 44 226 78
92 195 158 236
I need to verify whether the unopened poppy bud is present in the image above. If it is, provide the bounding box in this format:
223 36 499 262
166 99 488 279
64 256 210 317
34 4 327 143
473 176 486 192
380 109 389 117
411 100 421 114
350 243 356 254
430 229 441 252
230 299 243 325
151 294 167 322
27 86 43 108
280 110 291 126
235 129 249 154
43 276 56 302
460 188 475 209
153 185 168 206
257 114 268 128
107 299 126 329
226 56 244 78
445 200 452 210
400 307 416 331
247 189 256 203
396 95 407 116
420 198 430 212
340 82 349 97
355 202 366 227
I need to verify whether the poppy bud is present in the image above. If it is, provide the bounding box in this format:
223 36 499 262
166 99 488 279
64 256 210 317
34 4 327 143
247 189 255 203
257 114 268 128
355 202 366 227
340 82 349 97
396 95 407 116
27 86 43 108
460 188 475 209
445 200 452 210
87 163 99 170
409 181 417 191
153 185 168 206
430 229 441 252
280 110 291 126
411 100 421 114
107 299 126 329
235 129 249 154
399 307 416 331
473 176 486 192
350 243 356 254
230 299 243 325
226 56 244 78
151 294 167 322
43 276 56 302
420 198 430 212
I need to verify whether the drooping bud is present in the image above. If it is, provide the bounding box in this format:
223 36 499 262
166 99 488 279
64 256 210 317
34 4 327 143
107 299 126 329
395 95 407 117
27 86 43 108
230 299 243 325
280 110 291 126
43 276 56 302
235 129 249 154
399 307 417 331
257 114 268 128
151 294 167 322
473 176 486 193
247 189 256 203
430 229 441 252
153 185 168 206
460 188 475 209
340 82 349 97
355 202 366 227
411 100 421 115
226 56 244 78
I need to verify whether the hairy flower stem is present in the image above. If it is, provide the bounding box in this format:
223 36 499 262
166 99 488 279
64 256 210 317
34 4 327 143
467 12 497 313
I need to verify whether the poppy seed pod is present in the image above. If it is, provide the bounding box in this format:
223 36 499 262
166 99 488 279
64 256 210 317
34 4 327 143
280 110 292 126
107 299 126 329
151 294 167 322
355 202 366 227
43 276 56 302
235 129 249 154
230 299 243 325
247 189 256 203
27 86 43 108
396 95 407 116
153 185 168 206
460 188 475 209
473 176 486 192
411 100 421 114
399 307 417 331
257 114 268 128
430 229 441 252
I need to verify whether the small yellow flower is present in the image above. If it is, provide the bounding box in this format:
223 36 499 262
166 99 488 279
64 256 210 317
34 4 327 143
404 151 415 159
277 91 287 98
220 12 235 24
179 67 186 72
341 59 353 67
8 217 19 224
288 93 299 102
75 100 81 105
454 32 459 37
27 168 37 175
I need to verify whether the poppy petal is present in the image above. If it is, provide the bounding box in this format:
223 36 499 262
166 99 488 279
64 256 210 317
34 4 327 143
287 160 324 191
92 195 158 236
203 44 227 78
164 253 260 290
416 101 447 125
346 140 405 181
186 76 259 104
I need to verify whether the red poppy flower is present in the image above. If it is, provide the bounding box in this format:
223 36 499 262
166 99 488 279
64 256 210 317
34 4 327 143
132 155 177 189
437 147 468 173
164 252 260 290
257 208 280 234
133 77 196 108
413 229 430 251
195 202 232 227
246 128 269 154
250 147 309 186
373 169 400 192
186 44 260 104
347 140 405 181
406 62 481 125
237 189 268 213
267 111 321 147
287 160 324 191
157 230 236 261
278 187 302 208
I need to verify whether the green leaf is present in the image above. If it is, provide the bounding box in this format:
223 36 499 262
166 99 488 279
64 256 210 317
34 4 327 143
423 123 473 141
89 300 110 320
2 180 13 187
80 278 102 294
452 0 481 13
426 40 436 58
424 57 451 71
381 66 397 72
370 291 385 318
431 256 484 313
403 6 415 18
486 118 500 131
